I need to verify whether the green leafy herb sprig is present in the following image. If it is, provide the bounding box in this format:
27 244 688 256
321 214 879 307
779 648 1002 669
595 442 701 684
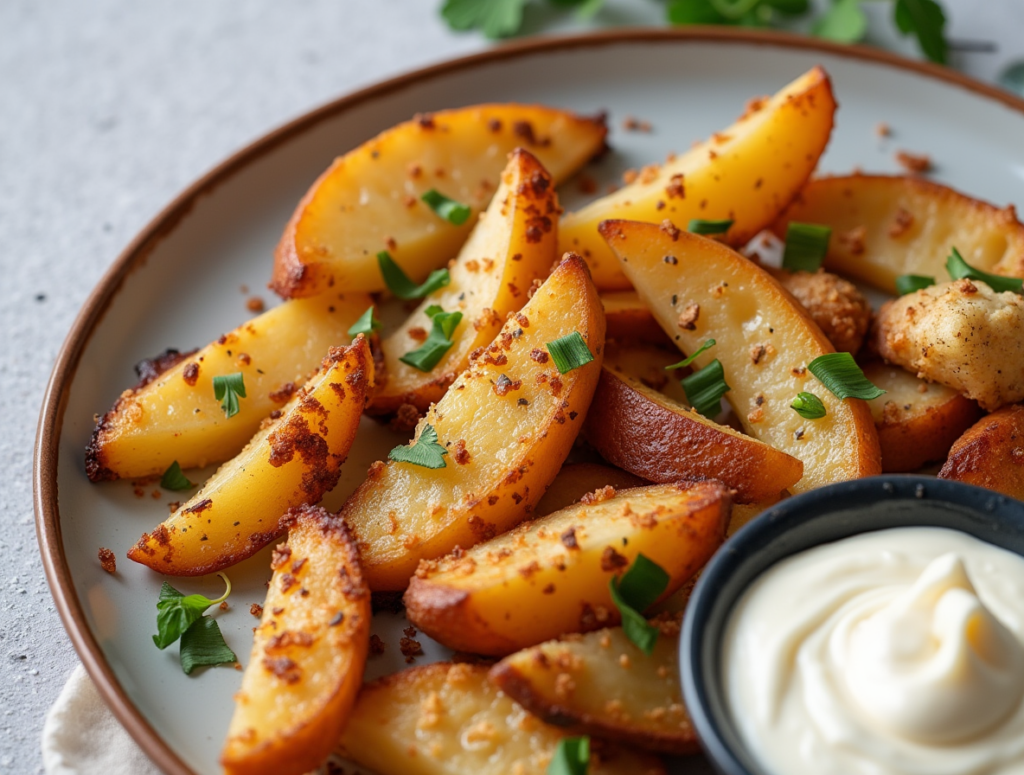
389 423 450 469
213 373 246 418
153 574 237 675
440 0 950 65
609 554 670 655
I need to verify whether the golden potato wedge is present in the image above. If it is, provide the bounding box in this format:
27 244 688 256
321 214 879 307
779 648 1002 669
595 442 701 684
560 66 835 290
772 174 1024 294
490 622 695 755
728 497 780 536
603 220 881 492
370 149 558 414
939 405 1024 499
404 481 729 655
272 104 607 297
339 662 666 775
222 505 369 775
128 339 373 576
86 294 370 481
863 360 982 472
341 254 605 591
586 347 802 502
602 291 673 346
602 340 690 404
534 462 646 518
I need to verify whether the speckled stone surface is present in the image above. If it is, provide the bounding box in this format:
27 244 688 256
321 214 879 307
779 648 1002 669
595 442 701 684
1 0 1018 771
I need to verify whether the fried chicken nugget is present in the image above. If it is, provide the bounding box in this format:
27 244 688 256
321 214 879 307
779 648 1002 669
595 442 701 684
769 268 872 354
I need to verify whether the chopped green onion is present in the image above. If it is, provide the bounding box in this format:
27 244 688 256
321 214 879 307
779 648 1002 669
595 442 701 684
347 305 382 337
212 373 246 418
548 736 590 775
688 218 733 236
782 222 832 272
682 359 730 418
894 274 936 295
388 423 448 469
807 353 886 401
421 189 472 226
377 251 451 299
946 247 1023 294
160 461 195 491
400 309 463 372
546 332 595 374
608 554 670 656
664 338 716 370
791 391 827 420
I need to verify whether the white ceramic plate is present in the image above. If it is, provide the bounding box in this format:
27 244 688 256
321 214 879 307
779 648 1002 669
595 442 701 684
36 29 1024 775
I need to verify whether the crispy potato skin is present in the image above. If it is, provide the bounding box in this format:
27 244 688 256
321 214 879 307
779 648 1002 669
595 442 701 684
369 149 558 415
341 254 605 591
773 174 1024 294
603 219 880 493
768 268 872 354
534 463 647 517
873 279 1024 411
340 662 666 775
404 481 730 655
85 295 370 481
560 66 835 290
272 104 606 297
222 506 369 775
863 361 982 472
128 338 373 576
939 405 1024 498
490 624 697 755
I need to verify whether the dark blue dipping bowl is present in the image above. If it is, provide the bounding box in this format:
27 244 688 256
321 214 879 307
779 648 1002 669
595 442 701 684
679 475 1024 775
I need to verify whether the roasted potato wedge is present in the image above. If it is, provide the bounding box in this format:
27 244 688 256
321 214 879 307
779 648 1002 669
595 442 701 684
602 220 881 492
602 291 673 346
273 104 607 297
586 345 802 502
863 360 982 472
939 404 1024 499
339 662 666 775
728 497 780 536
341 254 605 591
222 506 369 775
128 339 373 575
534 462 646 517
602 340 690 404
404 481 729 655
490 622 696 755
772 174 1024 294
560 66 835 290
86 295 369 481
370 149 558 414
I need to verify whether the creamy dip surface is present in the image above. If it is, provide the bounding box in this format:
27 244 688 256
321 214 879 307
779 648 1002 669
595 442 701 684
723 526 1024 775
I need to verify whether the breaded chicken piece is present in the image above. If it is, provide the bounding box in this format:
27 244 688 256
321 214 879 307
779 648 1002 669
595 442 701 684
768 268 872 354
872 278 1024 411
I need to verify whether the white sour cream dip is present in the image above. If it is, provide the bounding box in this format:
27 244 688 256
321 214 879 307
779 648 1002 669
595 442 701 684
723 526 1024 775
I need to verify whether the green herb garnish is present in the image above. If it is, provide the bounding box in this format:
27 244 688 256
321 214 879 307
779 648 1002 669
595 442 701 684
400 308 464 372
782 222 832 273
813 0 867 43
946 247 1023 294
160 461 195 491
546 332 595 374
609 554 670 655
548 736 591 775
682 359 730 418
153 574 232 649
808 353 886 401
388 423 449 469
348 305 382 337
791 391 827 420
179 616 237 675
894 0 948 64
378 251 451 300
895 274 936 295
212 373 246 418
421 189 472 226
664 339 716 371
688 219 733 236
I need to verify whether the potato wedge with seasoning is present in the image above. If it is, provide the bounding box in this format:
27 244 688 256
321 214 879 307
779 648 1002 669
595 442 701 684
340 254 605 591
602 291 673 346
86 294 370 481
490 622 697 755
370 149 558 415
128 338 373 576
222 505 369 775
560 66 836 290
339 662 666 775
585 342 802 502
403 481 729 655
863 361 982 473
772 174 1024 294
602 220 880 493
938 405 1024 498
272 104 607 297
534 462 646 518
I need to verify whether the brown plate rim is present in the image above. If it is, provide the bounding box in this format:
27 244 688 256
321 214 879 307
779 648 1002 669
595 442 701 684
33 26 1024 775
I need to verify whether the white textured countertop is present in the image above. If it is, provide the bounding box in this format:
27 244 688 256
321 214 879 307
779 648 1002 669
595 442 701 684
2 0 1020 771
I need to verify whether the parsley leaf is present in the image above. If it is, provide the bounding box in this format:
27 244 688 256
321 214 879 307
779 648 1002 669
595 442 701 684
179 616 237 675
548 736 590 775
400 308 464 372
389 423 449 469
441 0 528 39
160 461 195 492
894 0 947 64
608 554 670 655
212 372 246 418
348 305 382 338
153 574 232 650
378 251 451 300
421 189 472 225
813 0 867 43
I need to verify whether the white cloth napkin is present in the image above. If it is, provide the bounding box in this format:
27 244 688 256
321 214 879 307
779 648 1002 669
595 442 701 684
42 665 160 775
